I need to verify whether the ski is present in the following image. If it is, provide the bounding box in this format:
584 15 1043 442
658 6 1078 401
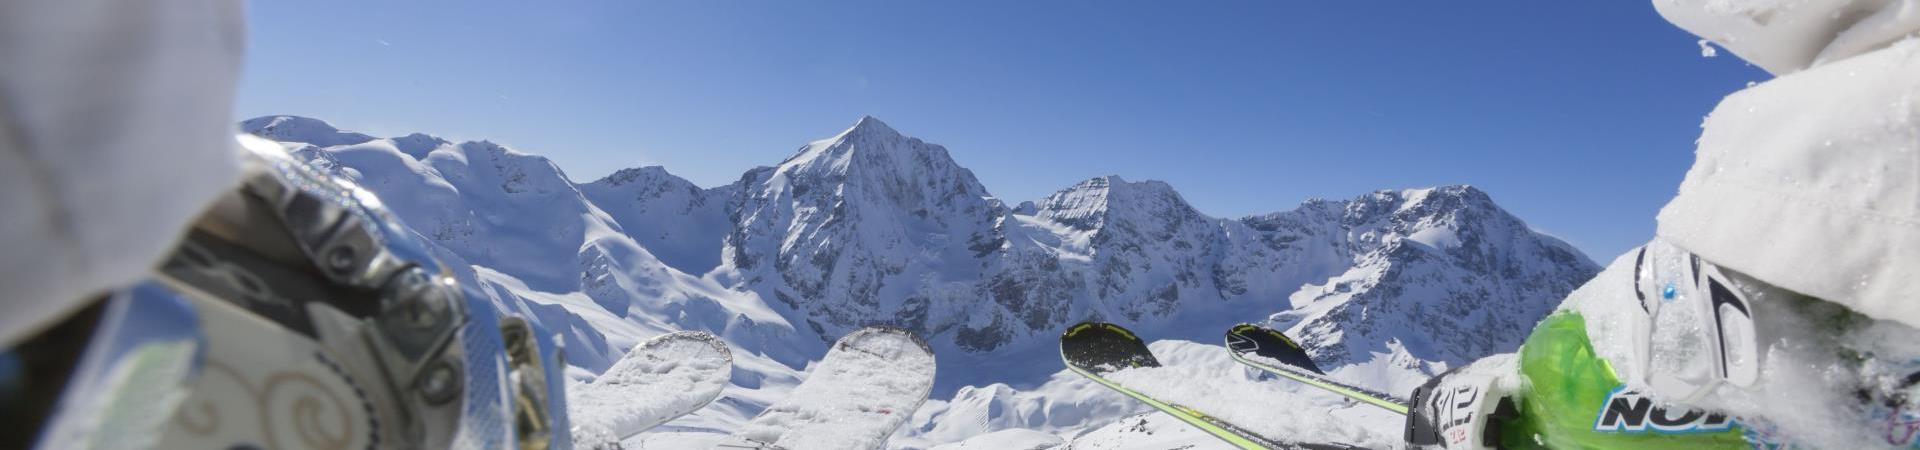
569 330 734 449
1062 322 1366 450
1225 323 1410 415
714 326 936 450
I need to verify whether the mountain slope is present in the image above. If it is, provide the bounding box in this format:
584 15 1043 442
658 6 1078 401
241 115 1599 448
579 166 734 275
718 116 1007 344
239 116 815 377
1257 187 1597 393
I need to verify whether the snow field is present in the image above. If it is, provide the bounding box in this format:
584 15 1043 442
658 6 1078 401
1104 363 1397 449
924 429 1062 450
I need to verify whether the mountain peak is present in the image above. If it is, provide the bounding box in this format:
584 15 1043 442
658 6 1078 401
392 132 451 159
240 115 334 133
594 166 684 188
783 115 966 180
786 116 914 166
1400 184 1488 202
240 115 376 147
1036 175 1197 231
1369 184 1496 218
835 115 902 142
1059 175 1185 200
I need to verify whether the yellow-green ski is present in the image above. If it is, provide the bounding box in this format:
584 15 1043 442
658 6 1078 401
1224 323 1410 415
1060 322 1363 450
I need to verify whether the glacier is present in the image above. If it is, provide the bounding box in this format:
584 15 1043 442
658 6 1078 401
240 114 1599 448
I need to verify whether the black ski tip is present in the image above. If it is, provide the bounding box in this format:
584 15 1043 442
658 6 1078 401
1061 322 1159 375
1224 322 1325 375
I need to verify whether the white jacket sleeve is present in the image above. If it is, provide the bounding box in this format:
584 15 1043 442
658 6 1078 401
1654 0 1920 327
0 0 247 345
1654 0 1920 75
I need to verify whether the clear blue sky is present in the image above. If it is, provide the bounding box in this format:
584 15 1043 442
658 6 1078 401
238 1 1767 260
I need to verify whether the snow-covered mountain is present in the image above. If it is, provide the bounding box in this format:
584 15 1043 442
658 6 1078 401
237 115 818 375
719 116 1008 345
241 114 1598 448
580 166 734 275
1260 188 1596 371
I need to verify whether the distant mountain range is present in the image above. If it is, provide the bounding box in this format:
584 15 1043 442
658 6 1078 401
241 114 1598 448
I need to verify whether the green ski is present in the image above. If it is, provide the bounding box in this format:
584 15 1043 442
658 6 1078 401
1060 322 1362 450
1224 323 1410 415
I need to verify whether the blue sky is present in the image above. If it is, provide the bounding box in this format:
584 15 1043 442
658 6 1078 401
238 1 1768 260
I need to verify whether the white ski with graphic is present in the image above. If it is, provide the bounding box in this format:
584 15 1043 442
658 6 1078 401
714 326 936 450
569 331 733 449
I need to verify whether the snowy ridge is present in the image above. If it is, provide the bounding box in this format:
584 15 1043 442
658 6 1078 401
243 115 1598 448
580 166 734 275
240 115 376 148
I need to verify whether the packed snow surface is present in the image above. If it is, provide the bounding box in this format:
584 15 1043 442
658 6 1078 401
1042 340 1401 449
568 331 732 447
1104 363 1396 448
896 339 1403 449
727 328 937 450
1063 413 1248 450
924 429 1061 450
1237 351 1413 408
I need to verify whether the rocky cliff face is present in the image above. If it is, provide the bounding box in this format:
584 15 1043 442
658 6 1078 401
717 116 1007 342
1252 187 1597 367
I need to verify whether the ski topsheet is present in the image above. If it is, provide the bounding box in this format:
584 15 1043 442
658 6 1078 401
1225 324 1410 415
715 326 936 450
569 331 733 448
1062 322 1372 450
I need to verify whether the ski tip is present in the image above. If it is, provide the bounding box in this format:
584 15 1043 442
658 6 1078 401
648 330 735 364
1222 322 1325 375
840 325 935 357
1060 322 1159 374
1062 321 1141 342
1229 322 1260 334
1224 323 1302 352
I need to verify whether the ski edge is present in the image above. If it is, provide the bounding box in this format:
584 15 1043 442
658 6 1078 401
1222 327 1410 415
1062 352 1289 450
1059 322 1365 450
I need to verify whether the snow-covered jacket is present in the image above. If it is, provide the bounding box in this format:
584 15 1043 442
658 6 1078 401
0 1 246 345
1653 0 1920 327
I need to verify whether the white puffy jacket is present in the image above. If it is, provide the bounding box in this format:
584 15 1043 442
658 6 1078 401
1654 0 1920 327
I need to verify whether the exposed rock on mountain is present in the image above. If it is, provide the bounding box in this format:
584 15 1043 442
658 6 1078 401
243 114 1599 448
